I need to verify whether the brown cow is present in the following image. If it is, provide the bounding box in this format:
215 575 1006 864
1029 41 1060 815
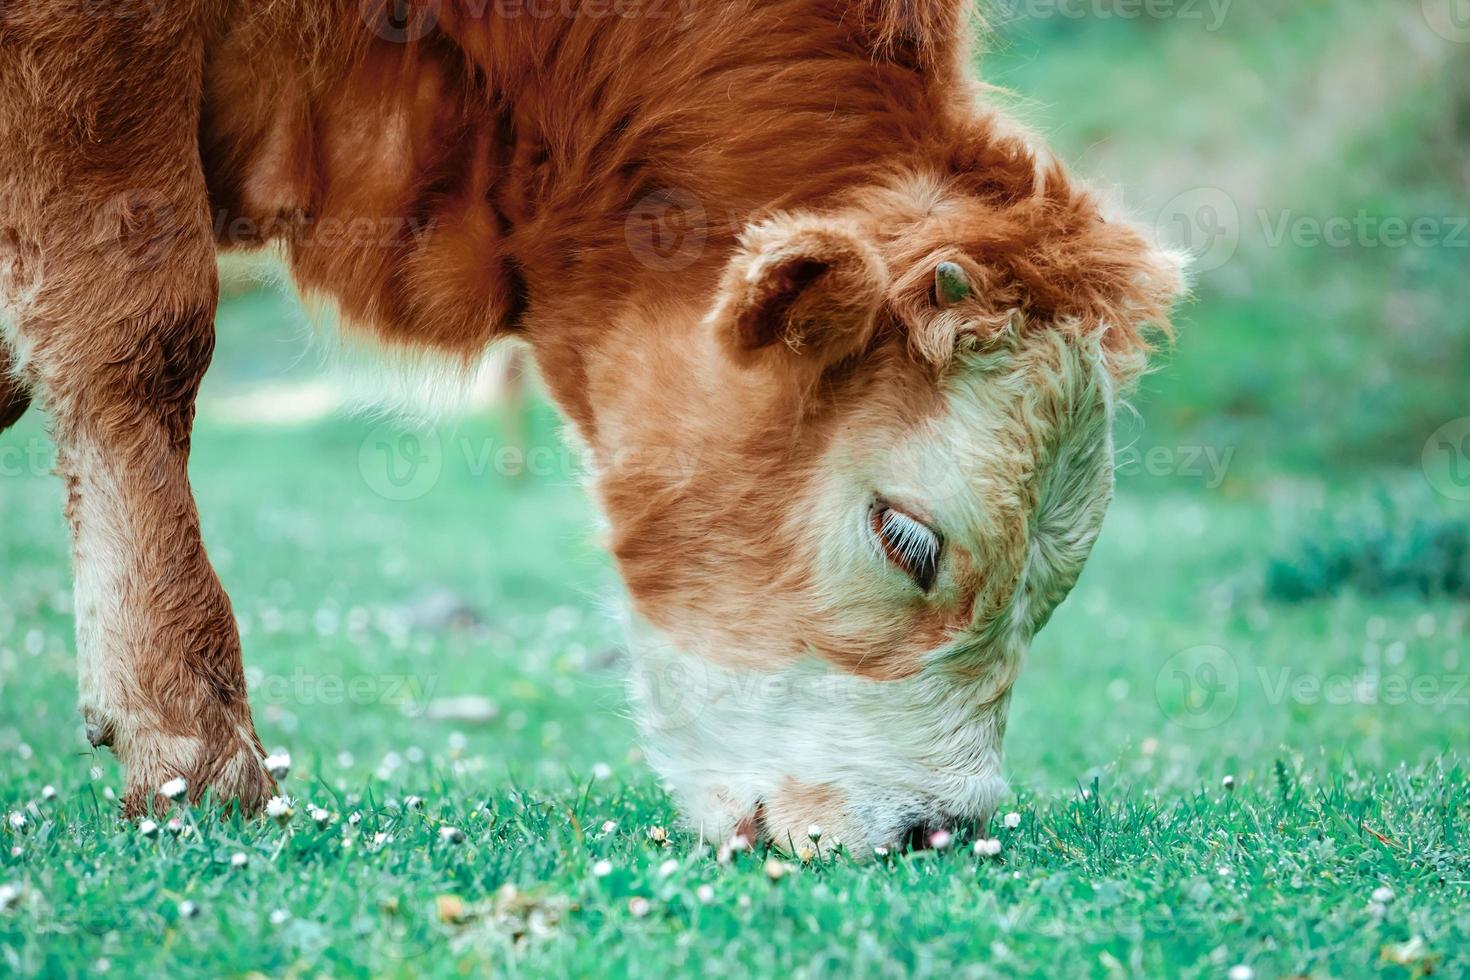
0 0 1183 853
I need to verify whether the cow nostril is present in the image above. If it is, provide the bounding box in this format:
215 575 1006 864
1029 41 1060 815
900 822 934 852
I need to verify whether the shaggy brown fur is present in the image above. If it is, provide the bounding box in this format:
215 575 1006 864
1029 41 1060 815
0 0 1179 811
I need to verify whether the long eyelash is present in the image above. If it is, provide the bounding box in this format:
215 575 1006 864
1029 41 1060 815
875 506 941 590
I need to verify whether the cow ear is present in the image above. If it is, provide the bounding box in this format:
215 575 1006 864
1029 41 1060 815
711 216 887 369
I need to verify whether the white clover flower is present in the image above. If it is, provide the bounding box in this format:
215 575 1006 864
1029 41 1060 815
264 753 291 781
230 852 248 869
178 900 199 919
404 795 424 810
438 826 465 845
928 829 952 850
696 884 715 903
139 819 160 839
1222 774 1236 791
1003 812 1022 829
592 859 613 878
7 812 25 832
40 786 57 802
0 883 21 912
628 896 651 917
308 806 332 830
592 762 613 780
600 820 618 835
763 858 790 881
165 817 186 837
807 824 823 842
265 796 294 826
973 838 1002 857
159 777 188 802
658 858 678 878
372 831 391 847
348 812 362 827
1371 885 1395 904
873 845 890 858
269 909 290 926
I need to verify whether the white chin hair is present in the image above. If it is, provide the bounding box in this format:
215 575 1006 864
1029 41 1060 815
622 613 1017 851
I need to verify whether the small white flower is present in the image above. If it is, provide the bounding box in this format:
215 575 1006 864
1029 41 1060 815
404 795 424 810
696 884 715 903
177 900 199 919
592 859 613 877
658 858 678 878
6 812 25 832
269 908 291 926
1371 885 1395 904
592 762 613 780
438 826 465 845
348 812 362 826
139 819 159 839
807 823 823 842
40 786 57 802
796 845 815 863
973 838 1002 857
646 826 668 844
103 787 116 802
928 829 952 850
264 753 291 781
89 767 103 781
229 852 248 869
308 806 332 830
165 817 186 836
372 831 391 847
0 883 21 912
1003 812 1022 829
873 845 890 858
1226 965 1253 980
763 858 790 881
600 820 618 835
159 777 188 802
265 796 294 826
8 846 19 858
628 896 651 917
1222 774 1236 791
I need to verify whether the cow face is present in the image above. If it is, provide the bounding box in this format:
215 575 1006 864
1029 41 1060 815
590 167 1184 856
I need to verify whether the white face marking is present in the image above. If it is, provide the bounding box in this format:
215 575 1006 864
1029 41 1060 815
625 330 1118 853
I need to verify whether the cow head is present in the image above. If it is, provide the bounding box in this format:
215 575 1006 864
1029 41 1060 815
569 143 1185 856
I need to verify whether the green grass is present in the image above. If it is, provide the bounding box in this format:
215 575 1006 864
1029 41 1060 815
2 287 1468 977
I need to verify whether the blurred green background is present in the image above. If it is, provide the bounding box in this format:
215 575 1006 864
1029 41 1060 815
2 3 1468 975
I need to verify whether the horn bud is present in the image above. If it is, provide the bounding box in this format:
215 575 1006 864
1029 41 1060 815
935 261 971 308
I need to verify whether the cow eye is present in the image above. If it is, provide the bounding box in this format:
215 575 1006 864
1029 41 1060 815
870 502 941 591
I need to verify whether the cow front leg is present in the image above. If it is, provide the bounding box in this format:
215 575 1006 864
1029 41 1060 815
34 278 273 814
0 8 274 815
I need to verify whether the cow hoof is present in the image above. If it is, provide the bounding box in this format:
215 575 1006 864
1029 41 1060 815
115 726 276 818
